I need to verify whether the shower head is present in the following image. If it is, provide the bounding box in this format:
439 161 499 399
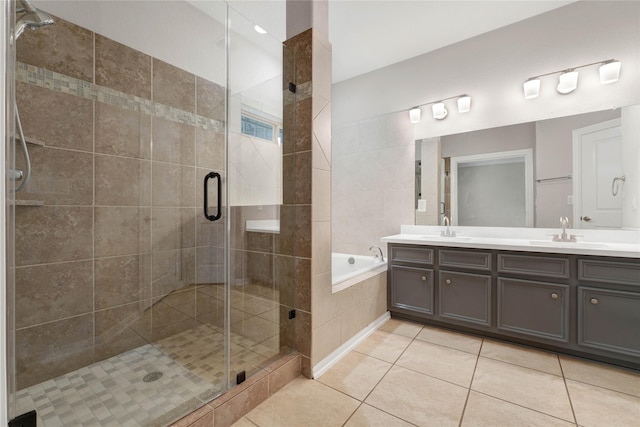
15 0 54 40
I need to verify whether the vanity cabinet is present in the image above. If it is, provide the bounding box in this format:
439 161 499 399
438 250 491 327
388 246 434 318
387 243 640 370
496 254 570 343
577 259 640 359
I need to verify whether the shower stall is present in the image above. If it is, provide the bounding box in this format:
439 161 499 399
3 1 296 425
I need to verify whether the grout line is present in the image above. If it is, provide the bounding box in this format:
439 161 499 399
558 354 580 426
458 338 483 427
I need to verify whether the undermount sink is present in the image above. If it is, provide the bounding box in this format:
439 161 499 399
528 240 608 249
419 235 472 242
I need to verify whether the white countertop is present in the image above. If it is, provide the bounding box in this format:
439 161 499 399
381 226 640 258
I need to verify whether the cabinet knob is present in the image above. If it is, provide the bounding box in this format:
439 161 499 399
445 278 452 285
421 275 427 282
590 298 599 305
550 293 559 300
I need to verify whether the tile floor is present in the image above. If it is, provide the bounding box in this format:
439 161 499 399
235 318 640 427
14 285 284 426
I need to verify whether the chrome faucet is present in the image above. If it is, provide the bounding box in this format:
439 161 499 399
552 216 577 242
441 215 456 237
369 245 385 262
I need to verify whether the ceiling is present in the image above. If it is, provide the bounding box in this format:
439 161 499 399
327 0 574 83
229 0 575 83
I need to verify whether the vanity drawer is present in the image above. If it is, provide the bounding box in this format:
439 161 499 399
498 254 569 279
439 250 491 271
391 245 434 265
578 259 640 287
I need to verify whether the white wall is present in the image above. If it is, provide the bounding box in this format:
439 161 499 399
331 1 640 245
332 111 415 256
333 1 640 138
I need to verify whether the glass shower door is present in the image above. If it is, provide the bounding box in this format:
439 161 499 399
6 1 230 425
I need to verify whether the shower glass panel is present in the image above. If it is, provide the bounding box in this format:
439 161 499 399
5 1 243 424
226 6 296 384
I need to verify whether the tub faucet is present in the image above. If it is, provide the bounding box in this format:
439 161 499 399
552 216 577 242
369 245 385 262
441 215 456 237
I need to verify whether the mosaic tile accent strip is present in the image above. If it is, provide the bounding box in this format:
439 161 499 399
16 62 224 133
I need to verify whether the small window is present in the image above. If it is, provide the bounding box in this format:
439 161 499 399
241 115 274 141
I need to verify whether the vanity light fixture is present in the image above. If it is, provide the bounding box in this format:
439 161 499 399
457 95 471 113
409 107 421 124
432 102 448 120
523 78 541 99
254 24 267 34
406 94 472 123
523 59 621 99
557 69 579 94
599 60 621 84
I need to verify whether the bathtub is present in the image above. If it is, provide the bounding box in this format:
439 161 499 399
332 252 388 292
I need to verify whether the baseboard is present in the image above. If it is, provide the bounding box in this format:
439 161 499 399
312 311 390 379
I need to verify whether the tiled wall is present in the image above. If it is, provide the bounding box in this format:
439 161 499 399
285 27 389 375
332 113 416 257
13 15 226 389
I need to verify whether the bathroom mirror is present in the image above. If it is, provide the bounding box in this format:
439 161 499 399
415 104 639 229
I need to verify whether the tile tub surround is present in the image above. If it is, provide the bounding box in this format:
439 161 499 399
236 318 640 427
12 13 232 390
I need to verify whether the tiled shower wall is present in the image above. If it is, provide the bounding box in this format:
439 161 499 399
13 15 226 389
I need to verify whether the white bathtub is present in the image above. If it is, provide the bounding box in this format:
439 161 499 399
332 252 387 292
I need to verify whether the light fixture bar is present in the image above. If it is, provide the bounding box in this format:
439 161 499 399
405 93 472 123
523 58 621 99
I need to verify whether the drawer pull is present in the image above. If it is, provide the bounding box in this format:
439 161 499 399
421 275 428 282
445 278 452 285
550 293 559 300
590 298 599 305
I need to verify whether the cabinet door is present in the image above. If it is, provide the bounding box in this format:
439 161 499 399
497 278 569 342
578 287 640 358
439 271 491 326
390 265 433 316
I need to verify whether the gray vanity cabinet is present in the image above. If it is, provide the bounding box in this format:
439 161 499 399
388 246 434 318
438 250 492 327
577 259 640 359
496 254 570 342
497 278 569 342
387 242 640 370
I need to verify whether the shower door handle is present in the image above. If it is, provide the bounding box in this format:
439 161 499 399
204 172 222 221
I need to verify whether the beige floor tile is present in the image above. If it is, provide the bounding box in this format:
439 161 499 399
344 403 415 427
415 325 482 354
560 356 640 397
317 351 392 400
378 318 423 339
354 330 412 363
244 377 359 427
471 357 574 422
461 391 575 427
480 339 562 376
396 340 478 387
365 365 467 427
231 417 259 427
567 379 640 427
